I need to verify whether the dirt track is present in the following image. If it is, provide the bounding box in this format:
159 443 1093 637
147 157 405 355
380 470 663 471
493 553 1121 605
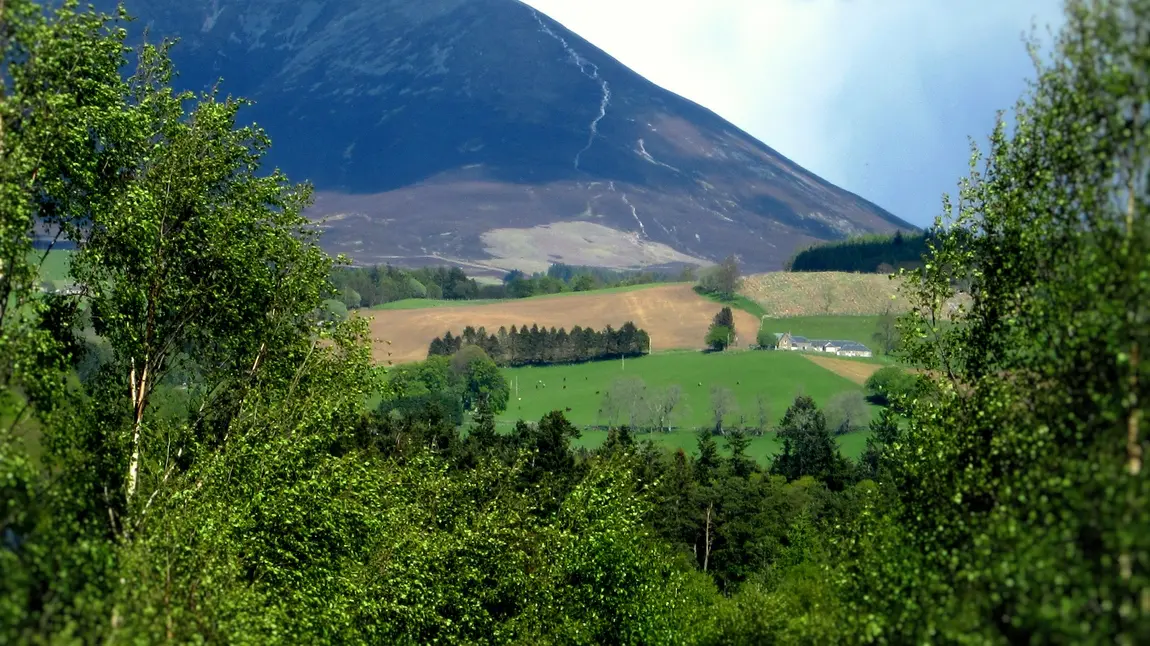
801 354 883 385
363 284 760 364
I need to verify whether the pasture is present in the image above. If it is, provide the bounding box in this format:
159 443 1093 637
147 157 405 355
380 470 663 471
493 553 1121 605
497 349 877 461
30 248 73 283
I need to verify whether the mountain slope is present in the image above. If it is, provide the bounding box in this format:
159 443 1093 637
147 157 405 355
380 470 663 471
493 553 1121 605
112 0 916 273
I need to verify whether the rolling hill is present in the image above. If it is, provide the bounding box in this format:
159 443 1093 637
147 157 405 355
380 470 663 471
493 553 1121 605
363 283 759 364
108 0 915 275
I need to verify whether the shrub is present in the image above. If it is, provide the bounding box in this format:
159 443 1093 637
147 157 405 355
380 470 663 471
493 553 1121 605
863 367 916 406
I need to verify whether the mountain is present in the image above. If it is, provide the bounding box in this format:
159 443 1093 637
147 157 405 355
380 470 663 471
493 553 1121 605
109 0 915 274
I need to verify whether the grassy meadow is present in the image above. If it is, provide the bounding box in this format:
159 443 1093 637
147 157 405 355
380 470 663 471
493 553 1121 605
498 349 878 462
759 315 881 345
28 248 73 283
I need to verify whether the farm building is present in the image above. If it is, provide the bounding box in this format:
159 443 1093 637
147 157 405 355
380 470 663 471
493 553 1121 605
773 332 872 357
774 332 812 351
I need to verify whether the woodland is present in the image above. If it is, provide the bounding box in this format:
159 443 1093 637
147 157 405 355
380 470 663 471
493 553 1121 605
1 0 1147 643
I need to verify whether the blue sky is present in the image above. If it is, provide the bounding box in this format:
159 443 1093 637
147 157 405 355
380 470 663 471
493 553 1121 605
520 0 1066 228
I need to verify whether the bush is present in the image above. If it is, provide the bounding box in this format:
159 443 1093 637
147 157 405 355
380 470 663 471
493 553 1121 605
321 298 349 322
756 327 777 349
863 366 917 407
339 287 361 309
705 325 732 351
406 275 428 298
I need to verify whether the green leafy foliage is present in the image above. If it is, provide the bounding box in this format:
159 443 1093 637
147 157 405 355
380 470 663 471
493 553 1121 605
381 350 511 421
331 262 684 309
5 0 1150 643
862 365 920 408
705 307 736 351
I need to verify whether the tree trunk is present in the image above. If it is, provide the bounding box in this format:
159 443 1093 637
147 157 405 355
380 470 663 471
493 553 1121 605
1125 183 1142 477
126 359 149 503
702 502 713 573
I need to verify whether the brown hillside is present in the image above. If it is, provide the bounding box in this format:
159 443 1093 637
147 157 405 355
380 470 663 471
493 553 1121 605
364 284 759 364
740 272 908 316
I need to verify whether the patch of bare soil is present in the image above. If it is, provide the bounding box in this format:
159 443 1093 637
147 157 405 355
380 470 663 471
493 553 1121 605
801 354 884 385
364 284 759 364
480 221 709 274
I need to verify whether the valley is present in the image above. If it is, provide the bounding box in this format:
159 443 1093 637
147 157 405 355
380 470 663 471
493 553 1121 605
4 0 1132 642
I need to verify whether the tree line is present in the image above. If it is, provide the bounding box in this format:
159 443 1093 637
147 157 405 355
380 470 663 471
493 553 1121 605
380 345 511 422
330 264 482 309
593 375 872 436
329 261 689 310
785 230 932 273
428 322 650 366
3 1 1147 642
507 262 689 297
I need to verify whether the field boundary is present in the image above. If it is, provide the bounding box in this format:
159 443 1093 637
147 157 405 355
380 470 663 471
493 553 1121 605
368 281 690 311
801 354 884 385
366 283 759 364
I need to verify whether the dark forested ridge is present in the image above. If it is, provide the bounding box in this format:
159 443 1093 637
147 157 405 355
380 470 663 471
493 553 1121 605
428 322 650 366
3 1 1148 644
786 230 931 273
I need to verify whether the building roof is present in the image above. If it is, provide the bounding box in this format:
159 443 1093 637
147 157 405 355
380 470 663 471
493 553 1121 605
773 333 869 351
810 339 871 351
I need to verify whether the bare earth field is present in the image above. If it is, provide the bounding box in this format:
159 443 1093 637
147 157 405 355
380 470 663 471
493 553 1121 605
364 284 760 364
801 354 883 385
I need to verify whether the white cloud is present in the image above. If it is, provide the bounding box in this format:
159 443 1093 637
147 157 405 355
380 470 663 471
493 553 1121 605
520 0 1065 226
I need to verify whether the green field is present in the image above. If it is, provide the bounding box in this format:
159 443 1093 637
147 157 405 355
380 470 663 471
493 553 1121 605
29 248 73 283
698 285 885 352
498 350 876 462
368 281 686 311
759 315 881 345
695 288 769 319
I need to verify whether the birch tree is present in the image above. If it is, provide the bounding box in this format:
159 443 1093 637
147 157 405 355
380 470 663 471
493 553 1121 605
69 42 329 505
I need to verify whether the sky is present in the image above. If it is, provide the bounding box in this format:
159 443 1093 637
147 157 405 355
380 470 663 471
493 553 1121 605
520 0 1066 228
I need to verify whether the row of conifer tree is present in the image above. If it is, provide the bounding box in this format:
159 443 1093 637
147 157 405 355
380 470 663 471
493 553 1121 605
428 322 650 366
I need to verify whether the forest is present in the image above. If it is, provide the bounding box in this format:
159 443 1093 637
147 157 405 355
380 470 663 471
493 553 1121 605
427 322 650 366
785 230 931 273
1 1 1147 643
329 261 685 309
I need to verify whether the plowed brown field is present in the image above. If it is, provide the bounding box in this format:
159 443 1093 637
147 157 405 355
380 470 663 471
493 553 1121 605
363 284 760 364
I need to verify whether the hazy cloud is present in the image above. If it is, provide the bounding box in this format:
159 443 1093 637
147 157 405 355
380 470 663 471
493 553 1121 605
520 0 1065 227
